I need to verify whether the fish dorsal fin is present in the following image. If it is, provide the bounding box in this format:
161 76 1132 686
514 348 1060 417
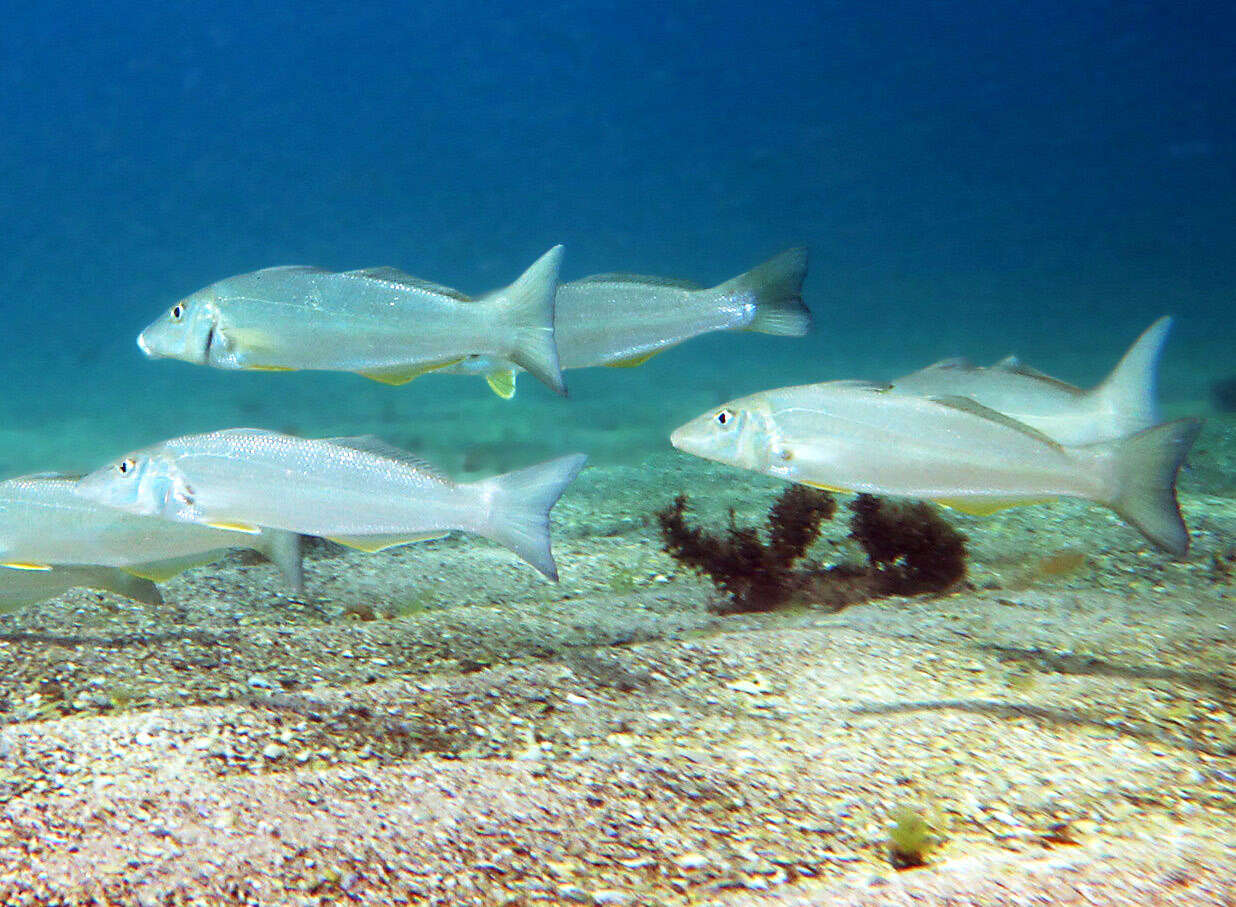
990 356 1083 393
992 355 1051 380
571 273 702 290
342 267 472 301
824 379 893 392
16 471 83 482
255 265 331 277
323 436 453 482
928 395 1065 451
923 356 975 371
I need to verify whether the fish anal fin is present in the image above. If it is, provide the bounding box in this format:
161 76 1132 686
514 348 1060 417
122 553 220 583
327 532 450 553
486 369 517 399
604 349 662 368
1 562 53 572
207 520 263 535
243 364 297 373
359 357 465 386
799 481 852 494
932 496 1053 516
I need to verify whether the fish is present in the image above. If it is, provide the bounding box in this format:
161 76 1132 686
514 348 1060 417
889 317 1173 445
75 430 587 581
0 473 304 591
137 245 567 397
669 380 1202 557
0 564 162 612
443 248 811 398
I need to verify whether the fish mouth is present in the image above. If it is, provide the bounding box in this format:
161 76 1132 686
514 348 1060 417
136 331 153 357
669 426 690 451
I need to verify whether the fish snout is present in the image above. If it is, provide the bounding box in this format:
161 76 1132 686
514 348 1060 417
136 330 154 358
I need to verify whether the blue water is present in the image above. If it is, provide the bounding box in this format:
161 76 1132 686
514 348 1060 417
1 0 1232 473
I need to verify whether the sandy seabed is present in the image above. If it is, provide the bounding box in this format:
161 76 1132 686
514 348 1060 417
0 380 1233 904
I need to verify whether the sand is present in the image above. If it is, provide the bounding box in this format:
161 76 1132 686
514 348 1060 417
0 404 1233 904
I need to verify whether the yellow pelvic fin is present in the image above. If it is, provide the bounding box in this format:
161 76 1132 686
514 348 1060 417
800 481 852 494
486 369 517 399
206 520 263 535
604 349 662 368
242 364 297 372
327 532 450 553
931 496 1054 516
359 357 465 386
1 562 53 572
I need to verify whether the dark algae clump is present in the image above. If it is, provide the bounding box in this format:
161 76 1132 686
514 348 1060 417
657 486 967 612
849 494 967 595
655 485 836 611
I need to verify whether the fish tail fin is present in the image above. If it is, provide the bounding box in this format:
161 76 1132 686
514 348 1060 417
255 529 305 594
96 568 165 606
1086 316 1173 435
1104 416 1202 557
715 246 811 336
488 245 566 396
473 453 586 580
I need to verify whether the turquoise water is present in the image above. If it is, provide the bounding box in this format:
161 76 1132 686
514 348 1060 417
0 1 1232 478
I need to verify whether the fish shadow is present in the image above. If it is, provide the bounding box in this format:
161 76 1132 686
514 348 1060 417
850 698 1233 757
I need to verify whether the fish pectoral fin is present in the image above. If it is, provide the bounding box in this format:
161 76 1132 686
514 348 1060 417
1 561 54 572
327 532 450 553
223 327 278 354
206 520 263 535
486 369 518 399
931 496 1054 516
358 358 465 386
604 349 663 368
928 396 1065 451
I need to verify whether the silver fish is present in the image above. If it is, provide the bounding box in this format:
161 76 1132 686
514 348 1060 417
444 248 810 398
670 380 1202 557
890 317 1173 445
0 565 162 612
0 474 303 590
137 245 567 396
75 430 586 581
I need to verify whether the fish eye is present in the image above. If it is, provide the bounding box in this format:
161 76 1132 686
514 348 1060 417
715 408 736 428
116 457 137 476
170 303 186 321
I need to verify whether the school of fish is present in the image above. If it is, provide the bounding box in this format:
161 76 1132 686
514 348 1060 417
0 245 1204 610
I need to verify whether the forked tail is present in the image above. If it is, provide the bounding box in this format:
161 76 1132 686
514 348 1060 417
715 246 811 336
474 453 587 580
1104 416 1202 557
485 245 566 396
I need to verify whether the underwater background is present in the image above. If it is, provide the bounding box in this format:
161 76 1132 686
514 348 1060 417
1 2 1235 903
0 0 1233 475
